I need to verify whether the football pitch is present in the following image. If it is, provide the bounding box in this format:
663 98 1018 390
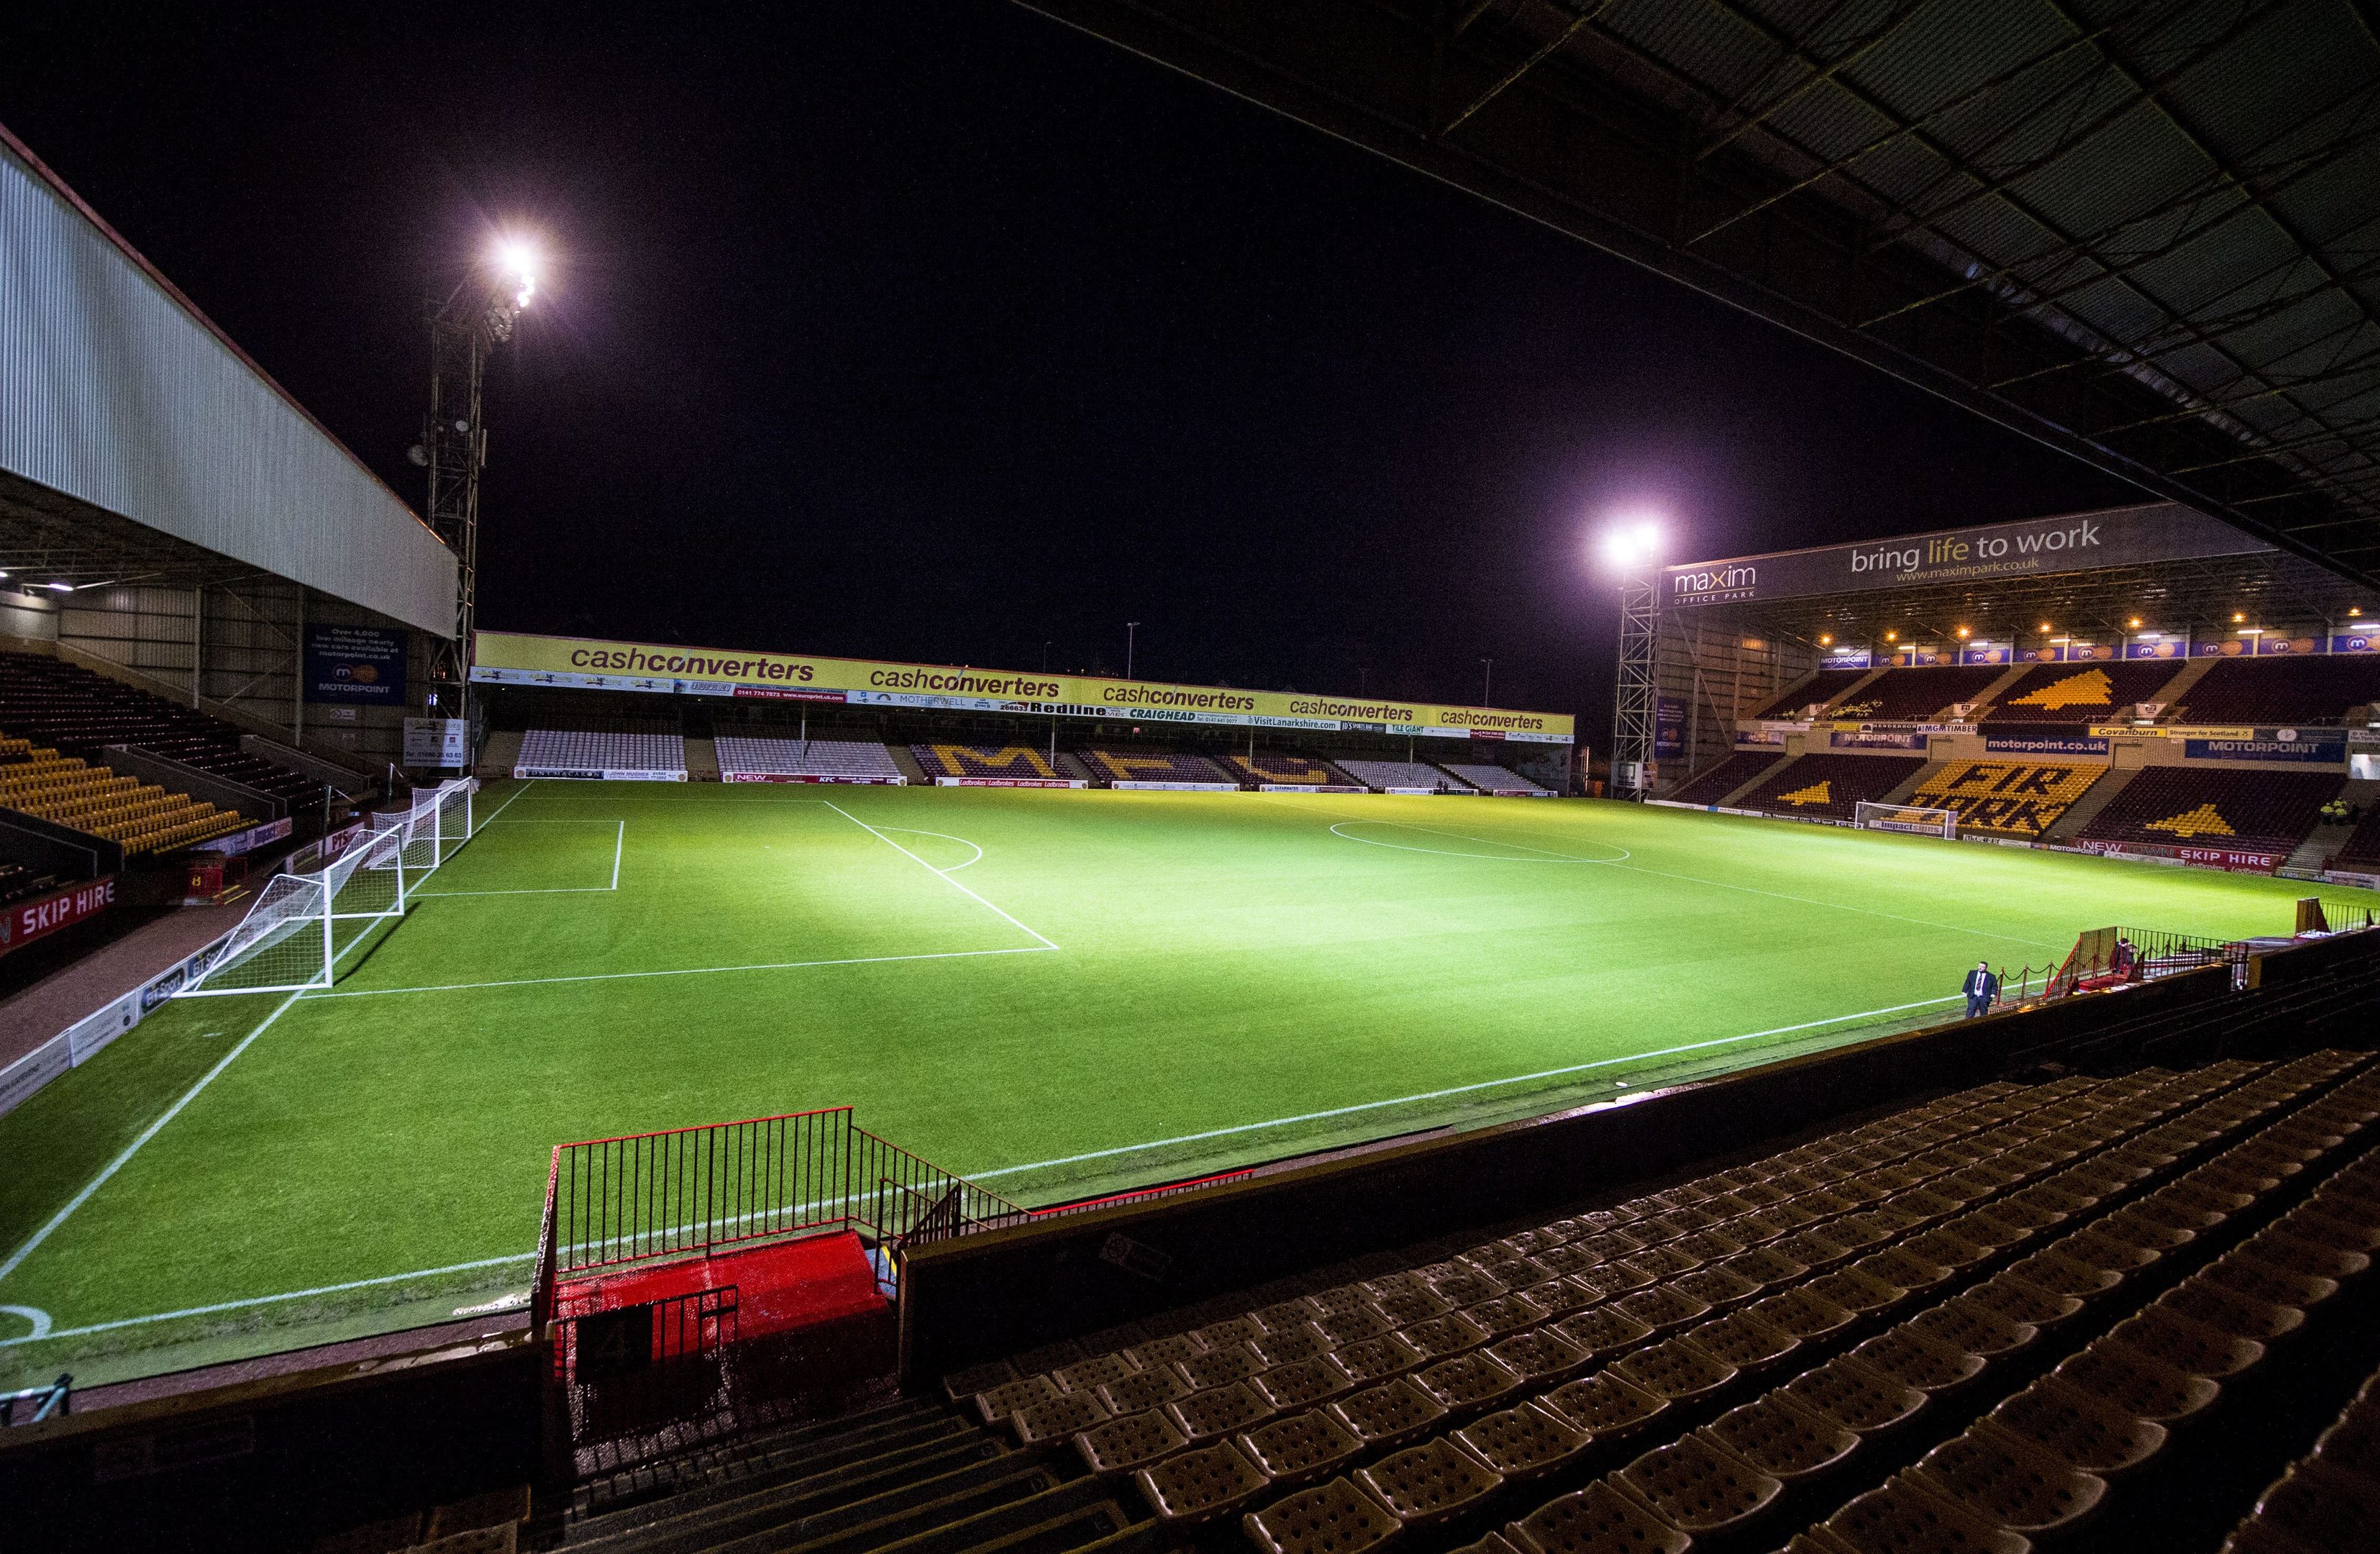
1 778 2365 1386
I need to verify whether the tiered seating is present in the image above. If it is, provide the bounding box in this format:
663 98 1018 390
2077 768 2343 856
1731 755 1925 823
0 735 247 855
2224 1358 2380 1551
514 724 687 778
714 735 903 781
1828 665 2009 723
947 1050 2380 1554
0 650 322 804
1907 762 2105 837
2172 655 2380 727
1082 750 1237 787
1663 752 1780 806
1223 755 1359 789
1439 765 1554 796
1751 671 1871 720
1336 760 1474 793
915 744 1069 781
1981 660 2189 723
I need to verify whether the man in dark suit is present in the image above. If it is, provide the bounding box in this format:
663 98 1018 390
1964 961 2000 1017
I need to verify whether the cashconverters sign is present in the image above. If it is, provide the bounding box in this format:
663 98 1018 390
469 631 1574 743
1663 504 2269 609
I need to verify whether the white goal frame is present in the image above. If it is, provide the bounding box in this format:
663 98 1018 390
1855 800 1958 840
178 778 479 996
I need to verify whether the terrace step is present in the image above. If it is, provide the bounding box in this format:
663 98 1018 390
683 738 721 781
569 1409 970 1538
2040 763 2143 842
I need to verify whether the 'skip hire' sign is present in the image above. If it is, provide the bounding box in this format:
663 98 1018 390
1664 503 2270 609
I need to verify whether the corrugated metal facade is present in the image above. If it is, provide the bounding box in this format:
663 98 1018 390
0 138 456 635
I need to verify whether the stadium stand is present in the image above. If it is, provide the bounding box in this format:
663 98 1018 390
2170 654 2380 727
714 734 903 782
1750 668 1871 719
1981 660 2191 723
914 744 1072 782
0 733 247 855
1731 754 1926 824
2076 767 2343 857
920 1050 2380 1554
1223 753 1360 788
2327 810 2380 876
1081 749 1237 786
1828 664 2010 722
1336 760 1476 793
1663 751 1783 806
0 650 326 804
1439 763 1554 796
515 724 688 778
1908 762 2106 838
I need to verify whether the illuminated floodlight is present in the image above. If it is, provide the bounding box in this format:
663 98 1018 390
1955 626 1970 639
492 236 540 308
43 581 71 592
1597 518 1663 572
1818 634 1833 646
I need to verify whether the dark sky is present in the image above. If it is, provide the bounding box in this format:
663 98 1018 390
1 1 2138 730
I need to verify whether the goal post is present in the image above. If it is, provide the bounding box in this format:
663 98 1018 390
178 778 482 996
1855 801 1958 840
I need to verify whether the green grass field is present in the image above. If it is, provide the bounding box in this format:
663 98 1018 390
1 778 2366 1386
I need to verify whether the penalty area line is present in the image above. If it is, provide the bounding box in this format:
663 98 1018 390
0 1252 539 1348
969 992 1964 1181
308 944 1055 999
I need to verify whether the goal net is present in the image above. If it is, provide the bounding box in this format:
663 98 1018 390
180 778 478 996
1855 801 1958 840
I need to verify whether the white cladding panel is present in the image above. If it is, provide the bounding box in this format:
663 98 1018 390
0 139 455 635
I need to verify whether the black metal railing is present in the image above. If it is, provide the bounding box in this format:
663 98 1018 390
532 1109 1030 1327
552 1286 738 1471
2047 926 2248 999
1 1375 68 1426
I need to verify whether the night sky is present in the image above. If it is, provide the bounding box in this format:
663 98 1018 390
3 2 2139 732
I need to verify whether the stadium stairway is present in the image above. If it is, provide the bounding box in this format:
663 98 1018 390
888 745 931 785
2037 765 2144 844
685 740 722 782
1872 761 1945 809
480 730 524 778
1706 756 1790 808
2284 777 2380 872
2143 655 2215 711
550 1393 1160 1554
1967 663 2037 712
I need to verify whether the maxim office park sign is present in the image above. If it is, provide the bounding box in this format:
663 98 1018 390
1664 504 2271 609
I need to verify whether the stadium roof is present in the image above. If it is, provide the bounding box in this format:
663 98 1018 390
0 122 456 632
1011 0 2380 582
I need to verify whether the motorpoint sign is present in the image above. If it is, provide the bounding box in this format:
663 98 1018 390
469 630 1574 742
1663 503 2268 608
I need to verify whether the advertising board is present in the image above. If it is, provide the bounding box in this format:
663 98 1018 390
471 630 1574 743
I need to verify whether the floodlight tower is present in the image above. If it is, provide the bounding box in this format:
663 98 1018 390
414 239 538 737
1602 521 1662 798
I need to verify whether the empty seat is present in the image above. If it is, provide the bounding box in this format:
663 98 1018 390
1238 1411 1367 1486
1986 1376 2167 1477
1136 1440 1269 1524
1244 1477 1403 1554
1508 1482 1691 1554
1907 1427 2107 1535
1612 1431 1784 1537
1357 1437 1504 1526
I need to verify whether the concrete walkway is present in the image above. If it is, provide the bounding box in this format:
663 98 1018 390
0 901 247 1071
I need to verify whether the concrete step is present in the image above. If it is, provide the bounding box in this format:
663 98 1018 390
684 738 721 782
570 1437 1016 1554
886 744 929 784
734 1463 1072 1554
2144 654 2215 717
1876 760 1946 808
857 1477 1128 1554
568 1410 969 1540
2039 764 2140 842
476 729 523 778
1710 753 1792 808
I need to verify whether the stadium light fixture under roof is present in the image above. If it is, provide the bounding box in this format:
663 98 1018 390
492 235 539 309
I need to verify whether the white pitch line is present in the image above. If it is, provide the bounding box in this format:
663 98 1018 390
0 1252 539 1348
612 819 624 889
878 826 985 872
0 989 305 1286
308 944 1056 999
970 992 1964 1180
825 801 1057 950
469 779 534 831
